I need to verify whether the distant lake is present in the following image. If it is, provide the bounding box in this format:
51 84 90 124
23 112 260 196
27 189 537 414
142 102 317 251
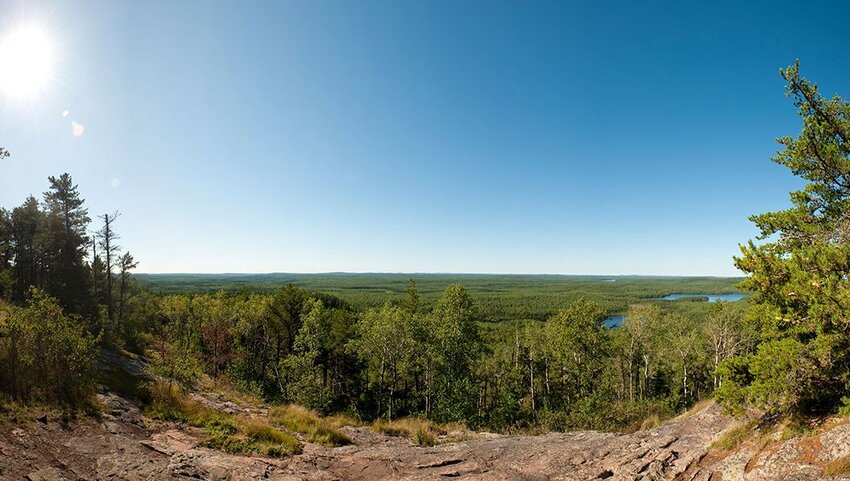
603 314 625 328
654 293 746 302
602 292 745 328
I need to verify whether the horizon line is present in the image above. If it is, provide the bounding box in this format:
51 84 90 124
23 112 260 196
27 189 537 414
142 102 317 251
135 271 745 278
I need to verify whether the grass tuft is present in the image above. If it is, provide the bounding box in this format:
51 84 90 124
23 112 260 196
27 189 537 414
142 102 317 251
639 414 661 430
711 420 758 450
269 404 352 447
413 427 437 446
824 454 850 477
372 417 460 446
145 382 302 457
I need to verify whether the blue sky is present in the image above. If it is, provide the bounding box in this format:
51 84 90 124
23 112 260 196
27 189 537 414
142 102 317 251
1 0 848 275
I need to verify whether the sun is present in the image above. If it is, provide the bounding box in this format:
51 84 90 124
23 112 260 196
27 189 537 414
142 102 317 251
0 25 55 99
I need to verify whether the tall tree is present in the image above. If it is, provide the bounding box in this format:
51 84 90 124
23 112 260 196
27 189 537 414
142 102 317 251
97 211 120 322
116 251 138 325
429 283 482 422
354 302 416 420
0 208 13 299
42 174 92 314
401 278 420 315
544 297 608 408
719 62 850 416
10 196 46 301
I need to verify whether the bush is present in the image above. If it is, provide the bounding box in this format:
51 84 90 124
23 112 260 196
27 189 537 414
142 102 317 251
0 288 100 406
413 428 437 446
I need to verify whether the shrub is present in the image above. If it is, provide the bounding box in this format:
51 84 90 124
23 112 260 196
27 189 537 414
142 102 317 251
413 428 436 446
0 288 99 406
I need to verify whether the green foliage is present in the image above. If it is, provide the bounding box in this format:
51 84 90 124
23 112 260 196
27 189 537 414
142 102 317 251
429 284 482 422
353 302 417 420
720 62 850 417
136 272 741 322
0 288 99 405
545 297 608 406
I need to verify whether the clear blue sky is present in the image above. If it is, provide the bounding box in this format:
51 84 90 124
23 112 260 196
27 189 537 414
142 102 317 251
1 0 848 275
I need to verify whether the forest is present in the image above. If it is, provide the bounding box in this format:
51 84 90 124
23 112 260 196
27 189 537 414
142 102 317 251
135 272 741 321
1 62 849 439
0 172 749 432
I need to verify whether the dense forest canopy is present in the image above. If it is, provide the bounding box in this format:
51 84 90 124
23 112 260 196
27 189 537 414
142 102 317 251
135 272 742 321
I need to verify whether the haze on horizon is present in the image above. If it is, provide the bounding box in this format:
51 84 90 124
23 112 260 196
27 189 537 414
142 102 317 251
2 0 849 276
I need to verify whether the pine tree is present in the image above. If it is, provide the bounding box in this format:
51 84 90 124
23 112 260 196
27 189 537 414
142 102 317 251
718 61 850 416
42 174 92 314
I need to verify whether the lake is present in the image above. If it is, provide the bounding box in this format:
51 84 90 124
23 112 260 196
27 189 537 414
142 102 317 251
603 314 625 328
654 293 746 302
602 292 746 328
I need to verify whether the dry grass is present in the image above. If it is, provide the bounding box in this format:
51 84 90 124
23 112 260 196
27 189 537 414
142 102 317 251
325 412 361 429
145 382 302 457
372 417 467 446
269 405 351 447
711 420 758 451
373 417 433 437
202 375 265 407
781 417 816 440
824 454 850 477
639 414 662 430
677 399 714 420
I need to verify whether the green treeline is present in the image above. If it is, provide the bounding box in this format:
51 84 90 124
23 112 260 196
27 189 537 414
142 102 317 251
0 180 748 429
135 272 742 322
0 174 138 405
112 281 750 431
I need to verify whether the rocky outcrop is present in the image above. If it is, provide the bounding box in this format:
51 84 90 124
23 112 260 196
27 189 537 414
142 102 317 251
1 391 849 480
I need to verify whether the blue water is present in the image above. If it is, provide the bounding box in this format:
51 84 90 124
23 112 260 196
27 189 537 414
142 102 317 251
655 293 746 302
603 314 625 328
602 293 745 328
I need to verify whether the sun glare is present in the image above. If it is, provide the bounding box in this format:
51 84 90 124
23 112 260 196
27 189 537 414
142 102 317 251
0 25 55 99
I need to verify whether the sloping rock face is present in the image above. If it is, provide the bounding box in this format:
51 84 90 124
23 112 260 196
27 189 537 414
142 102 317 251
0 392 847 481
276 405 727 481
699 421 850 481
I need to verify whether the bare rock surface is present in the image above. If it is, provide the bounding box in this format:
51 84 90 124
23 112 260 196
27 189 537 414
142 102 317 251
1 392 849 481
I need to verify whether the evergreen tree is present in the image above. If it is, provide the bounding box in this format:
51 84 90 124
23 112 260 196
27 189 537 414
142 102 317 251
718 62 850 416
10 196 46 301
0 208 13 299
42 174 92 314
